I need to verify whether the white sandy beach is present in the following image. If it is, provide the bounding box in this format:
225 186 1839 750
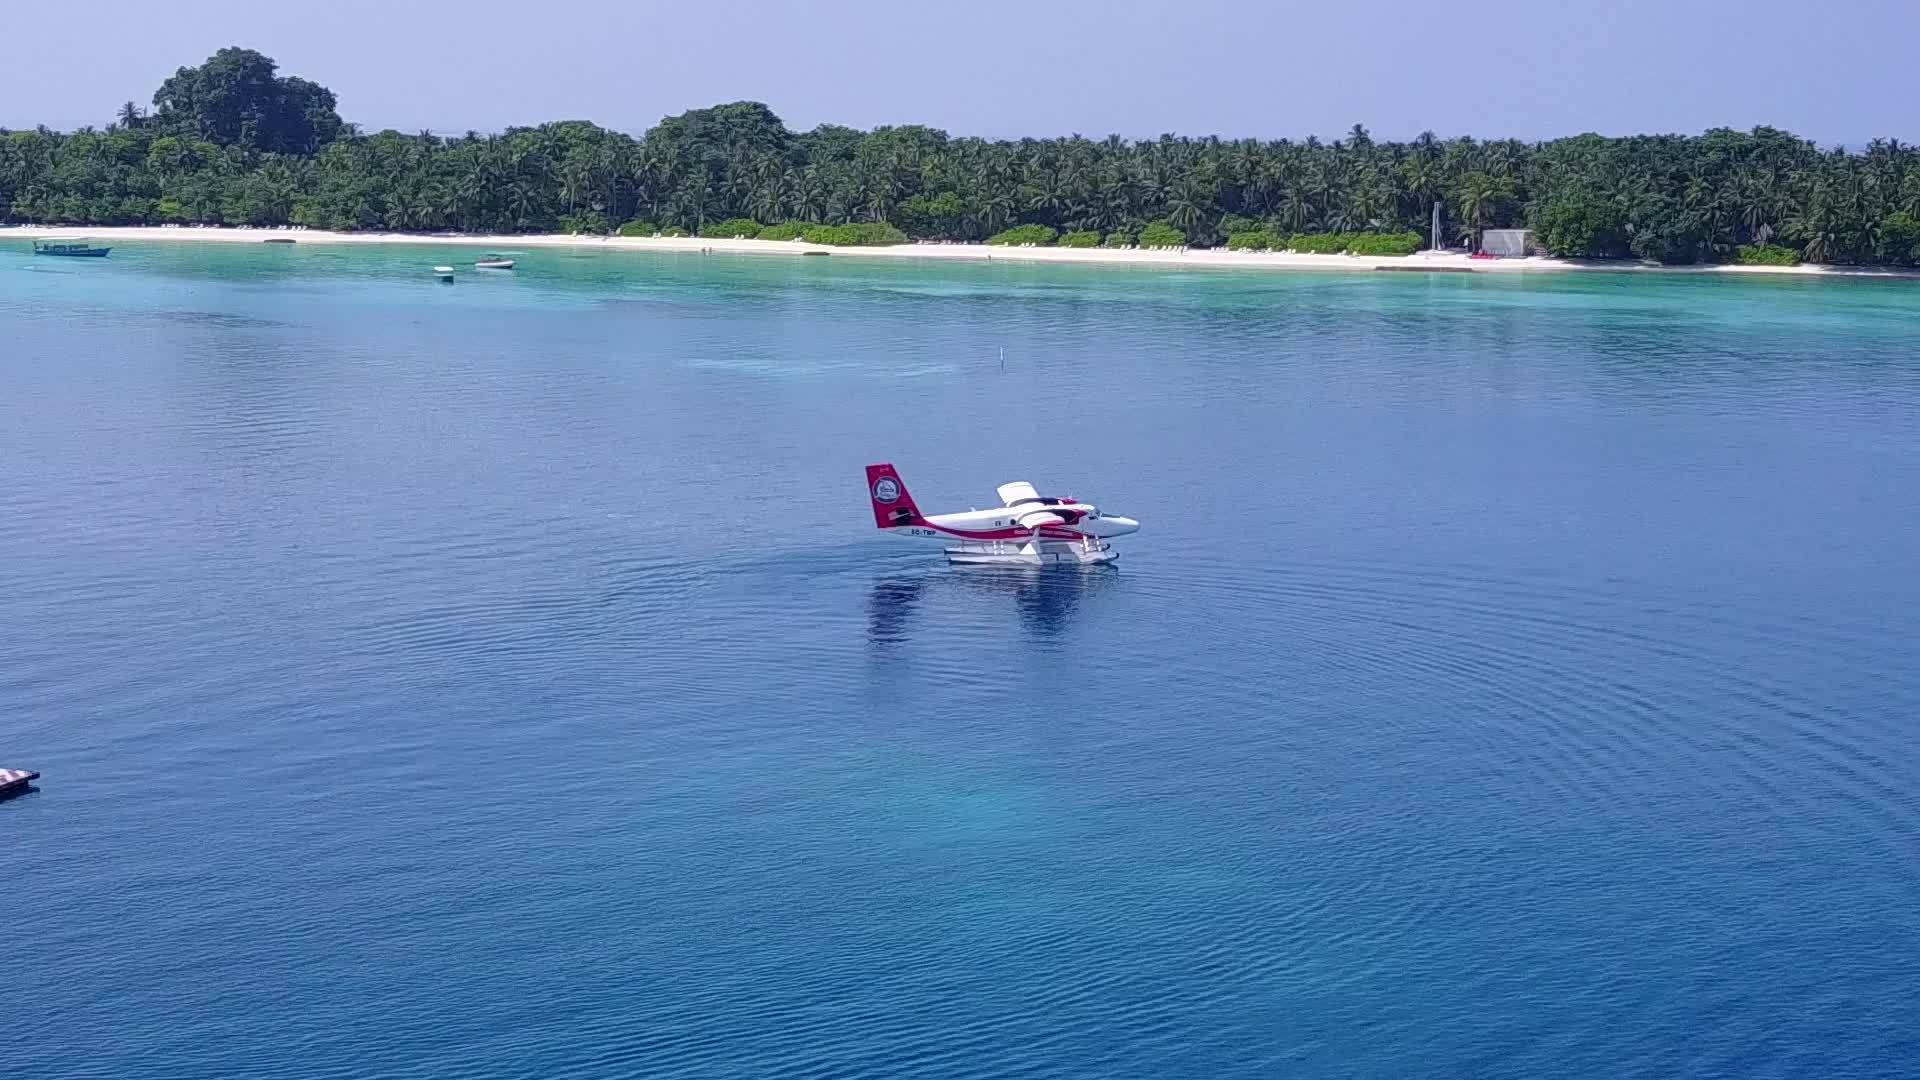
4 223 1910 279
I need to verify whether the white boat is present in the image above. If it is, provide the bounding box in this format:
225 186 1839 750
474 255 515 270
433 265 455 281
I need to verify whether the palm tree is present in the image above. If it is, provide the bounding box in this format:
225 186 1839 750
1097 175 1135 228
258 163 297 223
1898 172 1920 217
1733 170 1778 243
1350 182 1390 230
596 144 629 223
1279 189 1310 233
1452 171 1504 247
436 183 462 231
823 183 855 225
1027 174 1068 221
975 187 1013 234
558 163 590 214
631 153 669 221
861 180 893 224
684 173 712 232
1399 156 1440 222
1682 176 1711 212
1792 211 1835 262
749 176 784 224
382 190 412 231
795 169 826 222
457 163 493 229
507 179 536 229
1167 179 1208 234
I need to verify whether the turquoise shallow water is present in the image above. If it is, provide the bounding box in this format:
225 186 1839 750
3 241 1920 1078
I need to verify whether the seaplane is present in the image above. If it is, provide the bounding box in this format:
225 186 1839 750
865 463 1140 565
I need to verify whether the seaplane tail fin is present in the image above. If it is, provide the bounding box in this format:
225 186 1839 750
866 463 923 529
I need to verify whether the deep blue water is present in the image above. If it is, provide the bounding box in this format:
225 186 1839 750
3 242 1919 1078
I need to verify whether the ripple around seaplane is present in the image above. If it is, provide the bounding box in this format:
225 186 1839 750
866 463 1139 566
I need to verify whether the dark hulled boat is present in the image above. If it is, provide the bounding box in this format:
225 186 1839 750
32 239 111 257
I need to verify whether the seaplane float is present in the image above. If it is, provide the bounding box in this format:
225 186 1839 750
866 463 1140 566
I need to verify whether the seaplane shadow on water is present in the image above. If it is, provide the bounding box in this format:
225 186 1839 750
866 565 1121 647
862 462 1136 646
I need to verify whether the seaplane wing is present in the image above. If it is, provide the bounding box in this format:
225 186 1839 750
996 481 1041 506
1013 508 1069 530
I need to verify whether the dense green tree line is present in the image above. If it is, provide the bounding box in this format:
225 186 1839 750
6 47 1920 266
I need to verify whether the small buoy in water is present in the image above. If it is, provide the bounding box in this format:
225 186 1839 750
433 265 455 281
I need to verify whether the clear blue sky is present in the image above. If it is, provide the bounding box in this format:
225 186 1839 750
7 0 1915 145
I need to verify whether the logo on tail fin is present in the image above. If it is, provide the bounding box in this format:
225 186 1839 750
866 463 923 530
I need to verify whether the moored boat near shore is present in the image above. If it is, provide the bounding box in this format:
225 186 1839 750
32 238 110 257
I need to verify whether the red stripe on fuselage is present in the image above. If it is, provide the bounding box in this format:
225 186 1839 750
911 523 1085 541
